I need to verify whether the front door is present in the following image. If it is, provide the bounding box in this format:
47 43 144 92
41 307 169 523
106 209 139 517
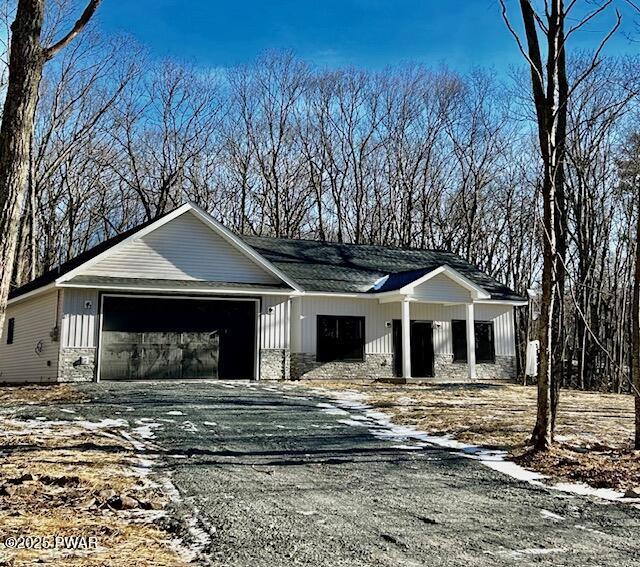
392 320 434 378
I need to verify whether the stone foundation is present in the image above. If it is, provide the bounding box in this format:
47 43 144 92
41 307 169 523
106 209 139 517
476 355 516 380
433 353 516 381
291 353 394 380
259 349 290 381
59 348 97 382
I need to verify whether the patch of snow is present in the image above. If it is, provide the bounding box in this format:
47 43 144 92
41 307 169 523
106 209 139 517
202 421 217 427
59 408 76 414
337 419 369 428
321 388 634 504
165 410 184 416
512 548 566 557
551 482 625 501
132 420 163 442
296 510 318 516
74 418 129 430
181 421 198 433
316 402 350 416
575 525 608 537
540 509 564 521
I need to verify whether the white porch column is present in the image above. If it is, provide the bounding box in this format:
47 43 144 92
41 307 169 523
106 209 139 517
289 296 302 353
466 302 477 380
401 298 411 379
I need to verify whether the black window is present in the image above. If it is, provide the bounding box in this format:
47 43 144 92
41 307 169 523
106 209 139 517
451 320 495 364
6 318 15 345
452 320 467 362
317 315 365 362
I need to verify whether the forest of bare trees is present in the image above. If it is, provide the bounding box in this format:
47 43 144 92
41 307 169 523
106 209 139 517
1 2 640 401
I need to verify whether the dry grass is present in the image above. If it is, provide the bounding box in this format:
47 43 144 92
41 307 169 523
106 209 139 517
0 388 189 566
0 384 88 406
302 380 640 492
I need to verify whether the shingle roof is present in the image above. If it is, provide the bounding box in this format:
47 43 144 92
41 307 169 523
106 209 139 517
8 214 164 299
9 204 525 302
242 235 525 301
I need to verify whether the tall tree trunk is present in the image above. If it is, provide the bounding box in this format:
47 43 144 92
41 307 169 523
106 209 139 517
0 0 100 337
0 0 46 336
633 180 640 449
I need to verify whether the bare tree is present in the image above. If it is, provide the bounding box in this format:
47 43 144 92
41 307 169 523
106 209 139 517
0 0 100 335
500 0 621 449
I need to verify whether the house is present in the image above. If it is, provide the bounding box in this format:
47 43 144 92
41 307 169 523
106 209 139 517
0 203 527 383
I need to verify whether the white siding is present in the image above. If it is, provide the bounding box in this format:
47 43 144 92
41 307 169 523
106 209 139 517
296 297 515 356
411 273 472 303
61 288 99 348
0 291 60 383
260 296 290 349
475 303 516 356
84 211 279 284
63 288 292 351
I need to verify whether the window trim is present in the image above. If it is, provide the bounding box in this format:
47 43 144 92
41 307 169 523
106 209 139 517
6 317 15 345
316 314 365 363
451 319 496 364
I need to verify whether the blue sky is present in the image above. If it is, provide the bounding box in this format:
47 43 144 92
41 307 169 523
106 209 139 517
97 1 639 72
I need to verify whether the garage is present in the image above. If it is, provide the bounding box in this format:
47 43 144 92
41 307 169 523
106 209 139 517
98 295 257 380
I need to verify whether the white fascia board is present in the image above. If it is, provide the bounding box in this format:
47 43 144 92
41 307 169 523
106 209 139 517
58 282 296 296
378 293 406 304
56 204 194 284
6 283 57 305
186 203 303 292
299 291 378 299
399 265 491 300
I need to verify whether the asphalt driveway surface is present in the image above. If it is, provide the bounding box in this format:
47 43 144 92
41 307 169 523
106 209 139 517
34 381 640 566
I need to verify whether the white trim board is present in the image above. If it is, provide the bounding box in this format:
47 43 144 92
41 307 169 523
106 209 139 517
399 265 491 300
59 282 294 296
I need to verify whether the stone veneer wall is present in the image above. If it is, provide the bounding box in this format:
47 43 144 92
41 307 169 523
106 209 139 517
434 354 516 381
291 353 394 380
259 349 290 381
290 352 516 382
59 347 96 382
476 355 516 380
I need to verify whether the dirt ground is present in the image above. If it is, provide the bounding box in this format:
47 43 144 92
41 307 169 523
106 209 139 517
299 380 640 493
0 385 188 566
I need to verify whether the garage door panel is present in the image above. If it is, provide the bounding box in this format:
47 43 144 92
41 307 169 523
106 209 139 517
100 297 255 380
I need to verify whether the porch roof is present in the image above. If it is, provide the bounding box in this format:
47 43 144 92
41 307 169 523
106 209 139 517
243 236 525 301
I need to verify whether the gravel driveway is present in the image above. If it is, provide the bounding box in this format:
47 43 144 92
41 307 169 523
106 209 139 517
57 381 640 566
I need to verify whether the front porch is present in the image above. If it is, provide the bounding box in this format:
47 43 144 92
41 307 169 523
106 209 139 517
376 265 491 382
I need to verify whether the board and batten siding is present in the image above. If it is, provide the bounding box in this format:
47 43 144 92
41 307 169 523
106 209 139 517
62 288 291 351
0 291 60 382
296 297 515 357
61 288 99 348
83 211 279 284
260 296 290 350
